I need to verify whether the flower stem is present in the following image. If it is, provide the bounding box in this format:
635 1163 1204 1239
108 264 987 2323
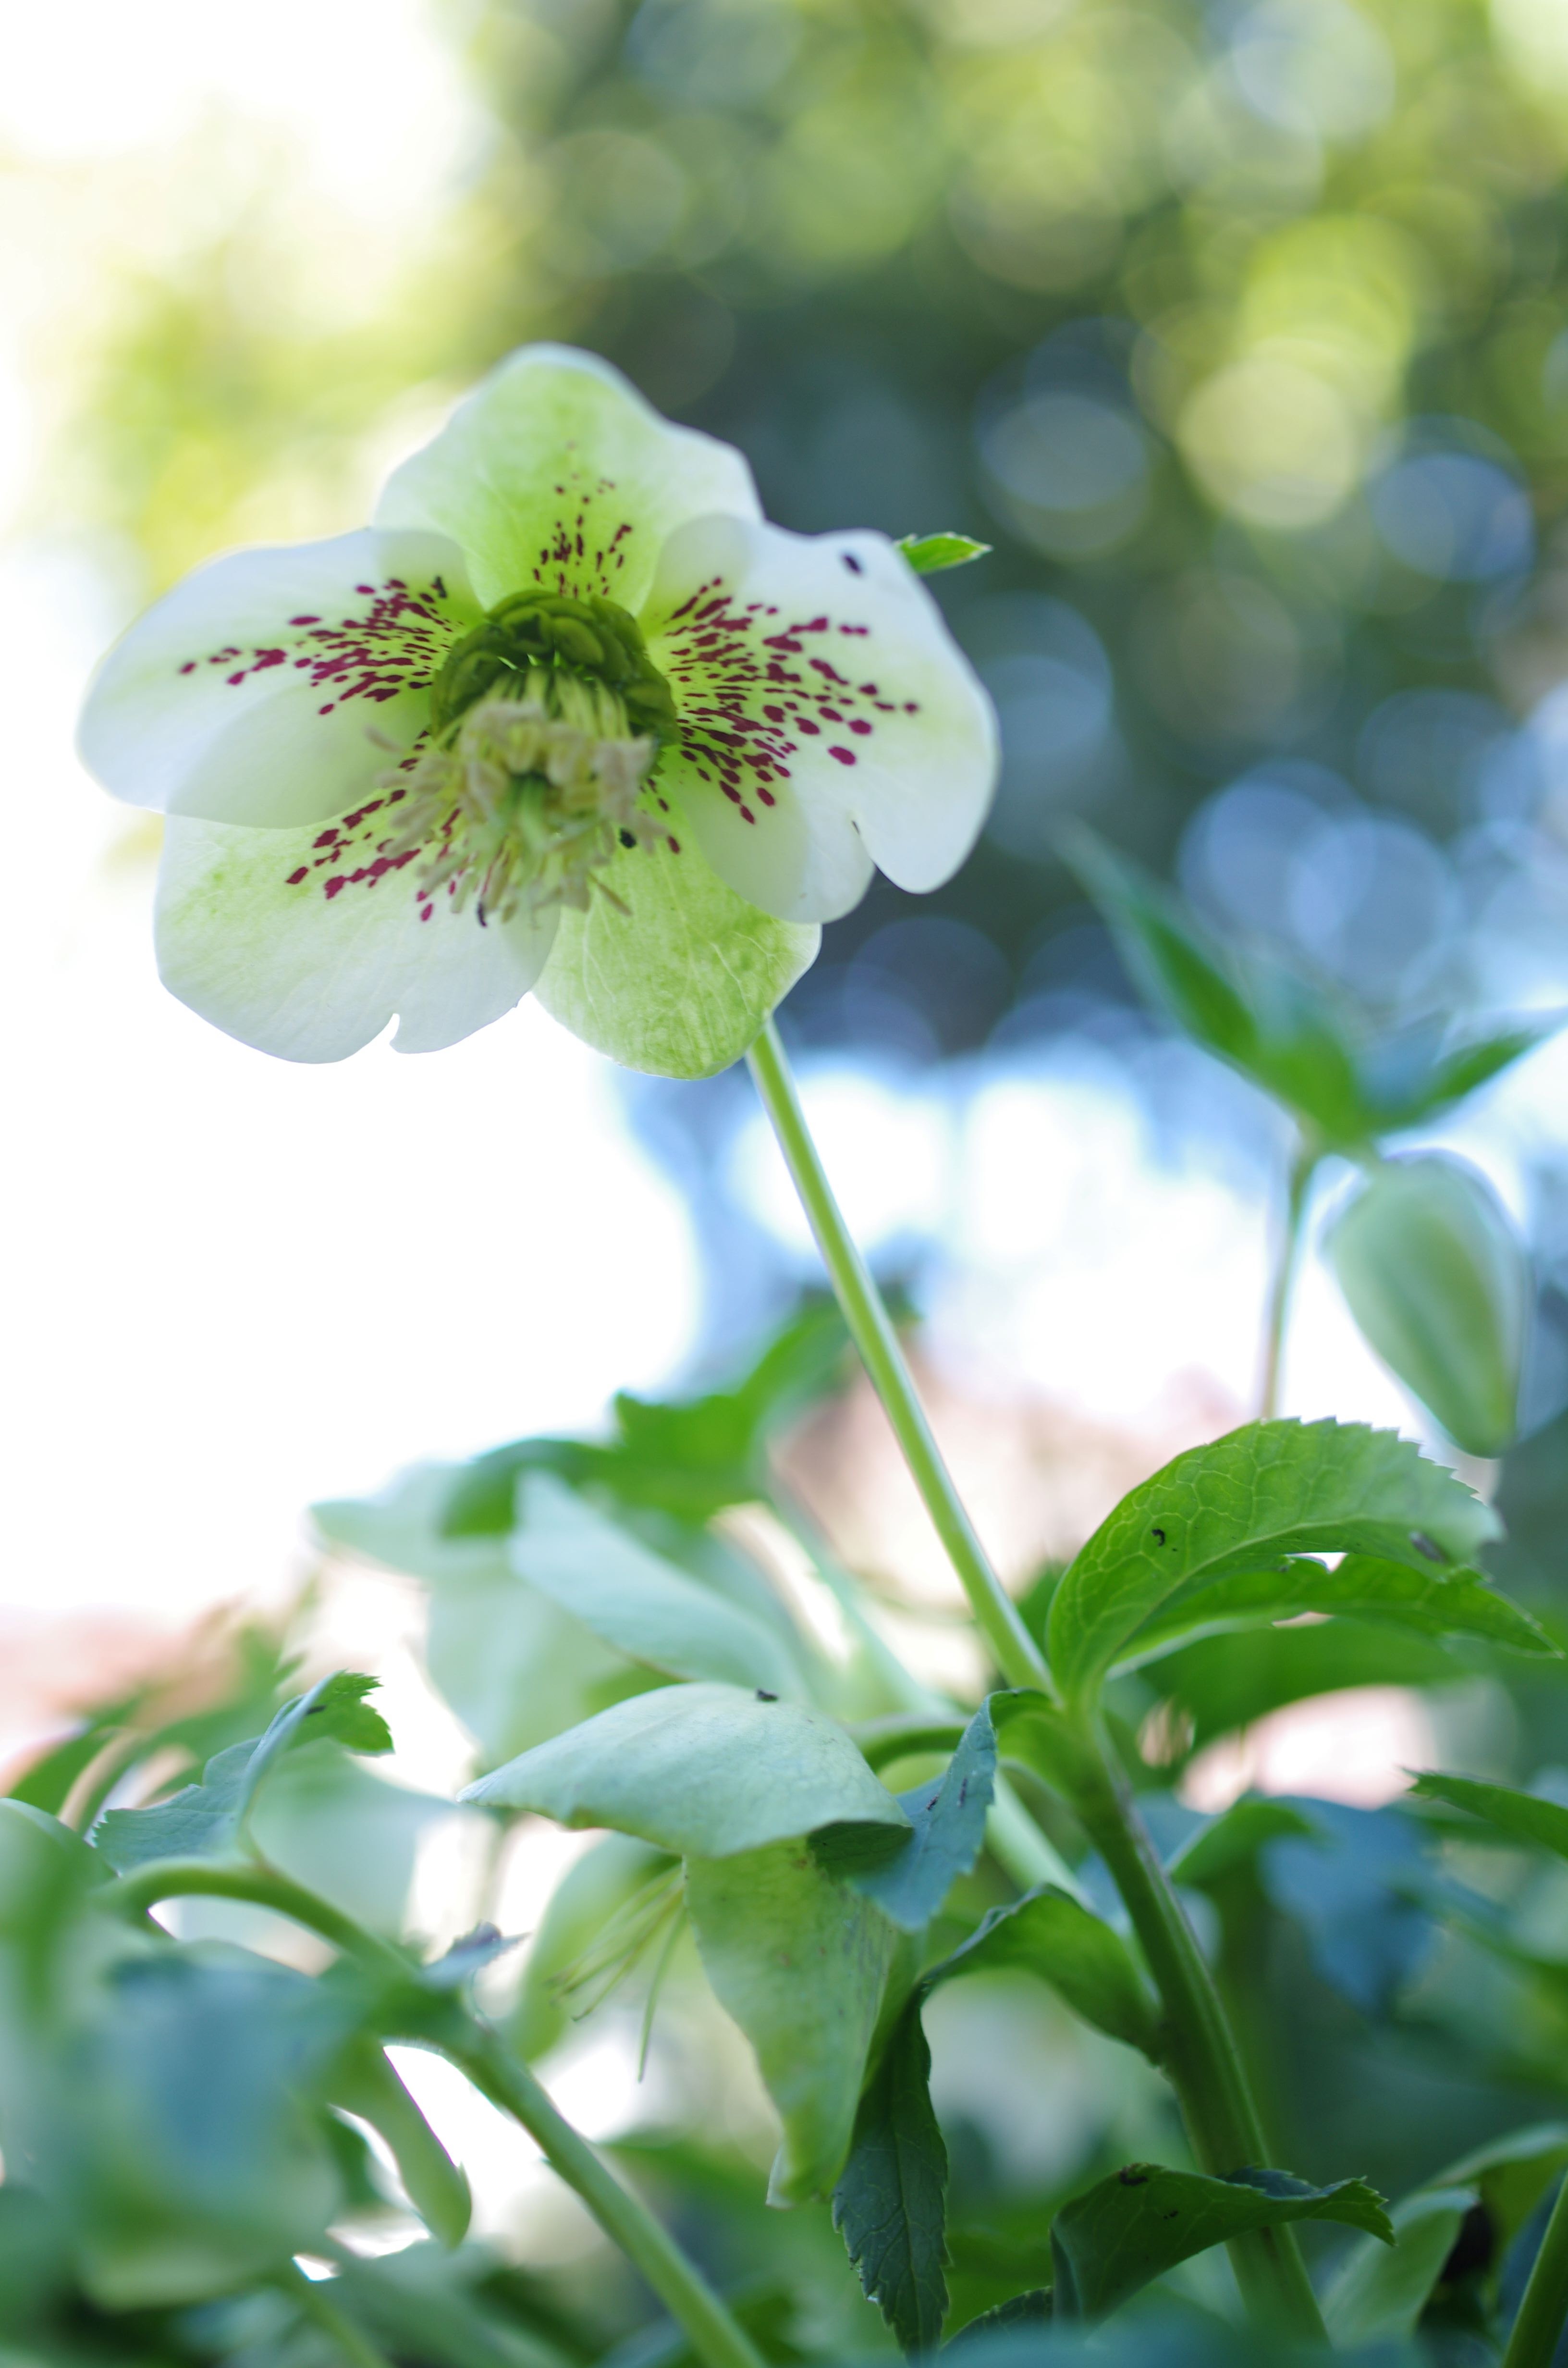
1503 2172 1568 2368
105 1862 766 2368
1258 1143 1318 1421
275 2262 398 2368
1073 1732 1327 2340
747 1019 1048 1694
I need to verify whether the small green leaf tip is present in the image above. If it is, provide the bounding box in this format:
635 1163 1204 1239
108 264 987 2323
895 532 992 574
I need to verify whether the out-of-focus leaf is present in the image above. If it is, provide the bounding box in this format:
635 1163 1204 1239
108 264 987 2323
46 1950 352 2308
896 531 991 573
316 1462 642 1766
1262 1801 1433 2017
1166 1798 1320 1889
312 2237 577 2368
418 1924 520 1992
331 2036 471 2247
1148 1620 1459 1751
249 1746 459 1938
1323 2186 1476 2343
941 1886 1160 2058
93 1671 389 1874
1050 2163 1392 2322
1410 1770 1568 1862
510 1473 800 1697
1118 1553 1552 1670
1359 1015 1563 1135
815 1702 997 1931
1066 832 1370 1143
463 1683 909 1858
1047 1419 1497 1705
440 1304 849 1535
688 1839 900 2203
832 1992 949 2354
1328 1155 1530 1458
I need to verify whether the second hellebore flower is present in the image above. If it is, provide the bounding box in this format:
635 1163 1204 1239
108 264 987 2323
79 347 998 1077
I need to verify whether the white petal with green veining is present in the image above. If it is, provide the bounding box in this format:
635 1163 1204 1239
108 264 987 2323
533 814 819 1078
157 812 557 1061
374 345 761 614
79 530 479 829
641 513 999 922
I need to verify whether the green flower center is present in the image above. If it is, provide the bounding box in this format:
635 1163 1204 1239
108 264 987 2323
384 593 681 926
429 589 678 746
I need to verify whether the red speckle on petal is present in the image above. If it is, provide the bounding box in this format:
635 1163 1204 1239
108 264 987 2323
829 746 857 765
285 866 308 886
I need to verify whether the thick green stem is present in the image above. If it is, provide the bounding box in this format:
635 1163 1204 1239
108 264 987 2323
747 1019 1048 1693
105 1862 766 2368
1259 1144 1318 1422
276 2262 398 2368
1504 2171 1568 2368
451 2028 763 2368
1074 1736 1328 2340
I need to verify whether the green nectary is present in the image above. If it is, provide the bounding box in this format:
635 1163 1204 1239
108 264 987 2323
429 588 679 745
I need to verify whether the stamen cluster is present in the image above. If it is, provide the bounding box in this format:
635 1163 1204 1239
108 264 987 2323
383 671 663 925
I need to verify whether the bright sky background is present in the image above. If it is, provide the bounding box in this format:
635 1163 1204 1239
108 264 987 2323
2 0 1564 1653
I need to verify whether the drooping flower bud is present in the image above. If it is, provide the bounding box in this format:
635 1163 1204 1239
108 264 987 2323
1326 1153 1530 1458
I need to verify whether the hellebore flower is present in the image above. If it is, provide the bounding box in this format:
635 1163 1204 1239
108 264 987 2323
79 347 998 1077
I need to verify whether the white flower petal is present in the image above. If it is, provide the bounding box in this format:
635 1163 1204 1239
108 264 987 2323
79 530 479 829
642 514 999 923
373 344 761 614
156 810 556 1063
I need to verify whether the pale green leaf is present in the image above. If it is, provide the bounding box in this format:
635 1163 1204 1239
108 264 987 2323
511 1473 800 1695
688 1841 899 2203
462 1683 909 1857
1047 1419 1499 1705
1323 2187 1474 2344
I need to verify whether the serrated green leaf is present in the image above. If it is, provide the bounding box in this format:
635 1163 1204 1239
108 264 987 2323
93 1672 390 1874
1117 1553 1552 1671
688 1840 899 2203
1050 2163 1392 2323
1047 1419 1499 1705
832 1869 1157 2350
1323 2186 1475 2344
939 1885 1161 2058
816 1702 997 1931
1409 1770 1568 1862
832 1996 949 2353
510 1473 800 1696
462 1683 909 1857
896 531 991 573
